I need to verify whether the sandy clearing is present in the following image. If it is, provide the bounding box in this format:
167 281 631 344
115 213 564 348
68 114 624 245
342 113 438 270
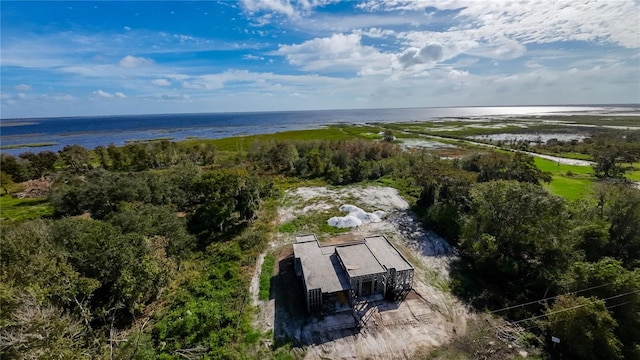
252 185 474 359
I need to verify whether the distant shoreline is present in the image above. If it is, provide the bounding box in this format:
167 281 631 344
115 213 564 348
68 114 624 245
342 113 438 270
2 103 638 121
1 105 638 155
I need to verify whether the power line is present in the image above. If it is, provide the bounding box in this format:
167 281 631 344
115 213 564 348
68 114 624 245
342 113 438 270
490 281 620 314
468 289 640 337
510 289 640 325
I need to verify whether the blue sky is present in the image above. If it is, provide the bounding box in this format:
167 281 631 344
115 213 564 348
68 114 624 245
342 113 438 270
1 0 639 118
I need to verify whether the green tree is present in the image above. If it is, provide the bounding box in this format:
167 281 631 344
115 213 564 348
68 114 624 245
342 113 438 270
59 145 92 172
188 168 272 244
108 204 195 257
413 157 476 241
593 183 640 268
546 295 622 360
51 218 169 318
0 171 16 194
461 151 551 184
19 151 57 178
457 181 575 307
93 145 110 169
562 259 640 359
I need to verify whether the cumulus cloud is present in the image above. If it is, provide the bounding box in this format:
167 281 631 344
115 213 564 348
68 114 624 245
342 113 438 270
396 44 443 68
448 69 468 78
277 33 391 71
115 92 127 98
119 55 153 68
152 78 171 86
93 89 114 98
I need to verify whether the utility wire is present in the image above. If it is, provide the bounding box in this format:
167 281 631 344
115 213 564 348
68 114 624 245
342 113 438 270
509 289 640 325
490 281 620 314
468 289 639 336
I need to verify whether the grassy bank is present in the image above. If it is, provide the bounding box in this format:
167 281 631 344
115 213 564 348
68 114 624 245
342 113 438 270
0 195 54 222
258 252 276 301
0 142 57 150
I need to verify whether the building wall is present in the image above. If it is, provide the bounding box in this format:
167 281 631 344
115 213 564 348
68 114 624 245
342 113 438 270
386 268 414 297
307 288 322 313
349 272 386 298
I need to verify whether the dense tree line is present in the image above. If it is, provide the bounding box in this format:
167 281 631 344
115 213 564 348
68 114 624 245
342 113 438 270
1 151 57 183
248 139 404 184
0 140 216 188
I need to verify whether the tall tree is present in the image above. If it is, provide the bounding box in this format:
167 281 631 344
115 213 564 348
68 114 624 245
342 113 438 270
188 168 271 244
458 181 575 307
59 145 91 172
562 259 640 359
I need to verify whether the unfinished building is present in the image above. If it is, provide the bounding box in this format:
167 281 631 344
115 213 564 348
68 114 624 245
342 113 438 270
293 234 414 313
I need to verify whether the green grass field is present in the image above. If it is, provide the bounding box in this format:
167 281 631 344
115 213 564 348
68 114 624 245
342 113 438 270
181 125 382 152
0 195 54 222
534 158 595 200
624 163 640 181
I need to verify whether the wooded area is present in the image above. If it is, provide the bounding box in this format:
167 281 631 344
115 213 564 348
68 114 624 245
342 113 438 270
1 130 639 359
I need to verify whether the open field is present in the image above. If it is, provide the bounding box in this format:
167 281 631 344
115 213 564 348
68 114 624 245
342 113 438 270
0 195 53 222
533 158 594 200
181 125 385 151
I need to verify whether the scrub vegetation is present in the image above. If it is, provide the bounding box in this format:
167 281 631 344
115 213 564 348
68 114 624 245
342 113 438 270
1 117 639 359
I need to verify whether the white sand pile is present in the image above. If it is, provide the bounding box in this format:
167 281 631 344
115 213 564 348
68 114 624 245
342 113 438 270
327 204 387 228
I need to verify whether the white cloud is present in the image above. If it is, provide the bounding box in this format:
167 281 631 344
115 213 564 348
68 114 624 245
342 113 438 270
242 0 296 17
448 69 468 78
243 54 265 60
396 44 444 68
119 55 154 68
360 0 639 48
241 0 337 20
152 78 171 86
359 27 396 39
277 33 391 71
93 89 114 98
14 84 32 91
92 90 126 99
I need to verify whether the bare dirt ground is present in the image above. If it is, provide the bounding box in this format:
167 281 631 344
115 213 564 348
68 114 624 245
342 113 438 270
250 186 477 359
13 178 52 198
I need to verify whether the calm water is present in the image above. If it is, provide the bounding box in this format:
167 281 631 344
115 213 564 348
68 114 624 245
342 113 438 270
0 105 635 155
